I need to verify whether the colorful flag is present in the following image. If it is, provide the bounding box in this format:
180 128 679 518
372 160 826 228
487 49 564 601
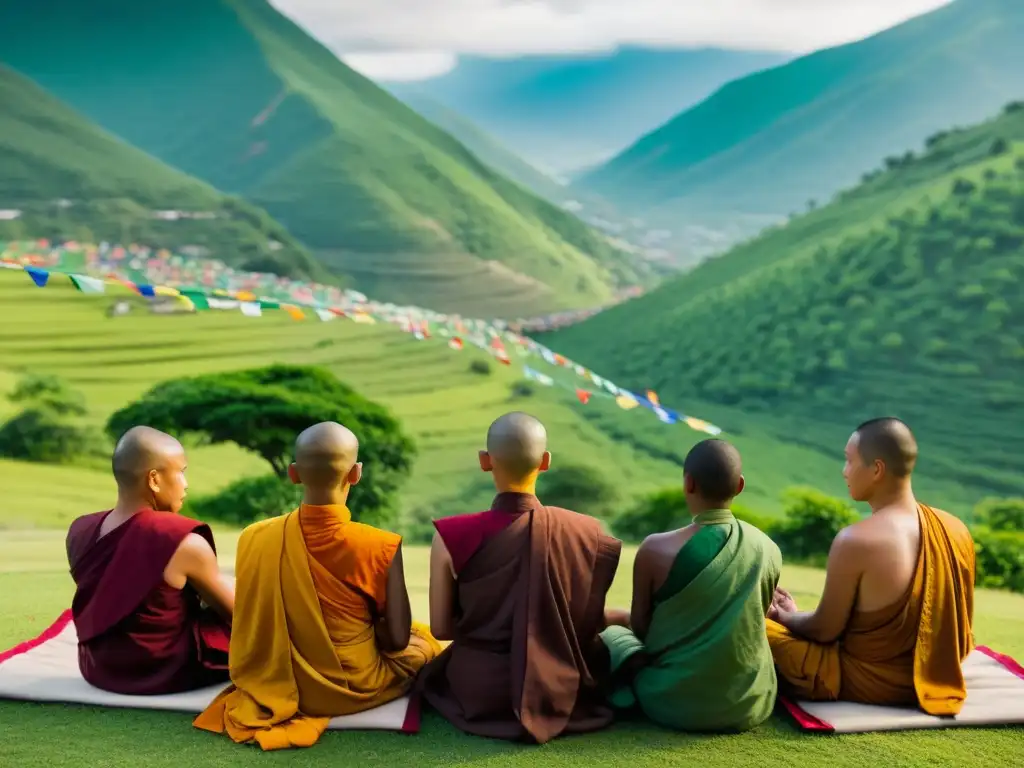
576 388 592 405
240 302 262 317
653 406 676 424
685 417 723 436
524 366 554 386
25 267 49 288
69 274 105 294
315 309 335 322
448 336 464 351
647 390 660 407
615 393 639 410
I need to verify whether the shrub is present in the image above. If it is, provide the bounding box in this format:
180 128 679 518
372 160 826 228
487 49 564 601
732 504 779 536
772 487 860 565
613 488 687 542
469 359 492 376
974 497 1024 532
538 464 619 521
0 407 104 464
973 527 1024 593
8 373 87 417
187 474 302 526
509 380 535 399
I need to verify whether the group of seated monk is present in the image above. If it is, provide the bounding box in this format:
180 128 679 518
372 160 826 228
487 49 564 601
65 413 977 750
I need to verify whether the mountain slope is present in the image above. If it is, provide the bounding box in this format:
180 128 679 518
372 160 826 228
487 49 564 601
386 47 789 175
388 90 567 202
0 66 324 280
580 0 1024 243
0 0 646 319
547 103 1024 500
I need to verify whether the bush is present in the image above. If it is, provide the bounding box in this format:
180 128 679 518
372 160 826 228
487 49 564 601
8 373 87 417
974 497 1024 532
732 504 779 536
187 474 303 526
509 380 535 399
612 487 686 542
772 487 860 565
0 407 104 464
469 359 492 375
538 464 619 520
973 527 1024 593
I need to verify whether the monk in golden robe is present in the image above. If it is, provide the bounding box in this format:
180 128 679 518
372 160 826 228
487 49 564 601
194 422 441 750
418 412 622 743
767 418 976 716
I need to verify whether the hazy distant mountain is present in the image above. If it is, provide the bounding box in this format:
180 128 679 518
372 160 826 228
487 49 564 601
579 0 1024 244
386 47 789 174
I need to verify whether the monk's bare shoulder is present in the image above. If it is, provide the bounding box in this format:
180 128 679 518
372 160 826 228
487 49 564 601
639 524 699 558
174 532 217 562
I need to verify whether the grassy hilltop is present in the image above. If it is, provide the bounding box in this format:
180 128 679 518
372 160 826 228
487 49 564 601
548 104 1024 507
0 66 325 281
0 0 650 319
580 0 1024 243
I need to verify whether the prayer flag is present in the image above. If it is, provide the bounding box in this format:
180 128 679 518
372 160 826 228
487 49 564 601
259 299 281 310
240 302 262 317
315 309 334 322
284 305 305 320
524 366 554 386
25 267 49 288
647 390 660 407
685 417 723 436
653 406 677 424
615 394 639 410
69 274 105 294
576 389 592 405
448 337 464 351
137 284 156 298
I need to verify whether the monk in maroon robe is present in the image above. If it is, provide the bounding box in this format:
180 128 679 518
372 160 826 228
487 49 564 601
418 412 622 743
65 426 234 695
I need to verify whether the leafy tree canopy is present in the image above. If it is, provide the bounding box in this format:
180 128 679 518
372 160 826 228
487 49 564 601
106 365 416 523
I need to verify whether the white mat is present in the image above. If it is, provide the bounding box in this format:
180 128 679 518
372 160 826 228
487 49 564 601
0 611 419 732
781 647 1024 733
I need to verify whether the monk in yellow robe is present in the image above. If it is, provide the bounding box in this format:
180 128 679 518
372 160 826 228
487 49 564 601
767 417 976 716
194 422 441 750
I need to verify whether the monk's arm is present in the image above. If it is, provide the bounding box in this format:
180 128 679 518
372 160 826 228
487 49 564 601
629 541 655 642
775 531 862 643
428 532 457 641
172 533 234 621
377 544 413 652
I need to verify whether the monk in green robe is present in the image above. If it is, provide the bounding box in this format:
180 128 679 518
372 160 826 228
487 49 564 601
601 439 781 732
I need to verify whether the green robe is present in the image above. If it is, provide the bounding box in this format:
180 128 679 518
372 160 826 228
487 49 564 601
601 509 781 732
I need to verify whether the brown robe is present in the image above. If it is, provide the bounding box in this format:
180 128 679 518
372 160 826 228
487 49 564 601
418 493 622 743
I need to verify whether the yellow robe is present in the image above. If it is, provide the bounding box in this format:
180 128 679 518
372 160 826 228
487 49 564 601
193 504 441 750
767 503 975 716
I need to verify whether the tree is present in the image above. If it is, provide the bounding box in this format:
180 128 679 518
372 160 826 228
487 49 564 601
106 365 416 524
0 373 102 464
8 373 86 417
537 464 620 520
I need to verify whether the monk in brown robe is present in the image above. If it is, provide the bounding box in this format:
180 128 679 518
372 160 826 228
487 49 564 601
767 418 976 716
194 422 441 750
65 426 234 695
418 411 622 743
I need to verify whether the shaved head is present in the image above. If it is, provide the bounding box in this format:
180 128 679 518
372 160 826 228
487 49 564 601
293 421 360 488
112 426 184 489
683 439 743 503
854 418 917 477
485 412 548 478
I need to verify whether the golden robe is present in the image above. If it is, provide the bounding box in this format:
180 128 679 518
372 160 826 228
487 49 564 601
193 504 441 750
767 503 975 716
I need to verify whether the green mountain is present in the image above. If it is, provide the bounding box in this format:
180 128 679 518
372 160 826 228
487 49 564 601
389 90 568 202
579 0 1024 248
0 0 648 319
0 65 324 280
547 103 1024 502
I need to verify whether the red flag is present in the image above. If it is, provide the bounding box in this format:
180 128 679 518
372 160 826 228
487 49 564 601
448 336 464 351
576 388 592 405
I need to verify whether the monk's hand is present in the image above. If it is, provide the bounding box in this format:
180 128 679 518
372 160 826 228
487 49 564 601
773 588 797 613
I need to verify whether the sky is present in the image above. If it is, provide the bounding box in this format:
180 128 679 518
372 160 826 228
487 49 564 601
270 0 954 81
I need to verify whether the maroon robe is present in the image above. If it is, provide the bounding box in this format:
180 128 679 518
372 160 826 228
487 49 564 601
419 492 622 743
66 508 230 695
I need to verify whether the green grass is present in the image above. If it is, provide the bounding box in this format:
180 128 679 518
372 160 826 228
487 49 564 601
580 0 1024 250
0 0 649 318
0 66 325 282
1 534 1022 767
548 108 1024 515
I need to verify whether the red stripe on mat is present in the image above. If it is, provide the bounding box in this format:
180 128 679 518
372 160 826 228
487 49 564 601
0 610 73 666
779 646 1024 732
778 696 834 733
976 646 1024 682
401 693 422 733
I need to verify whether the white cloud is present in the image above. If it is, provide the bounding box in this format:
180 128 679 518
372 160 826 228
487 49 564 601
272 0 954 81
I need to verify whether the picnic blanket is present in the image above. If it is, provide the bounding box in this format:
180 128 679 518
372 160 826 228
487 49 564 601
0 610 420 732
780 646 1024 733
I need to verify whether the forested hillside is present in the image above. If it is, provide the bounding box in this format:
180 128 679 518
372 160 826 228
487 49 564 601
549 104 1024 499
579 0 1024 247
0 0 649 318
0 66 325 280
